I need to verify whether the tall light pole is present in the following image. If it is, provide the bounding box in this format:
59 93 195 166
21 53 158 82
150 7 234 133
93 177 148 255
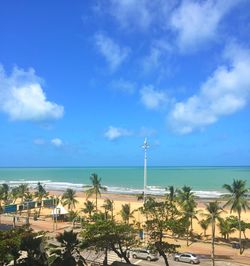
142 138 149 198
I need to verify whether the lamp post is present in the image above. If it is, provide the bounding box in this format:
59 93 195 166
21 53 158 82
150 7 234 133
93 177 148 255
142 138 149 243
142 138 149 199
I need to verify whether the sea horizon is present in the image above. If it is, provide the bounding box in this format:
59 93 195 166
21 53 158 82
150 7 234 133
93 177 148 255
1 166 250 199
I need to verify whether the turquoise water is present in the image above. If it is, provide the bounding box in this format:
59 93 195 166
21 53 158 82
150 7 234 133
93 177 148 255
0 167 250 198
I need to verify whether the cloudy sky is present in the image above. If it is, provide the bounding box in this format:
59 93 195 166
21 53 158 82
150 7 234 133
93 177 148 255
0 0 250 166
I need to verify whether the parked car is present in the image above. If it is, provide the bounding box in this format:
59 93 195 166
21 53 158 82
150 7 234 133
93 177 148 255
174 253 200 264
130 248 159 261
231 241 240 249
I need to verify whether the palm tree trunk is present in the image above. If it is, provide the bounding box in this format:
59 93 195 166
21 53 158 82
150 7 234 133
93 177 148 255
211 218 215 266
186 224 189 246
243 230 247 240
95 192 98 212
238 212 243 254
111 208 114 220
38 200 42 217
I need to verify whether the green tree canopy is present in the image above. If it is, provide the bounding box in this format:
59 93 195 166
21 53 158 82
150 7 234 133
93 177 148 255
223 179 250 254
49 230 86 266
81 220 138 265
62 189 79 211
83 173 107 211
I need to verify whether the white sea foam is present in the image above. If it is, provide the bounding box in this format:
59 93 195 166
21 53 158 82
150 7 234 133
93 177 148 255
0 179 225 198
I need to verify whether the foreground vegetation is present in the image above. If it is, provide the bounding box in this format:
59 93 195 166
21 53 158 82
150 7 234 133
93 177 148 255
0 175 250 265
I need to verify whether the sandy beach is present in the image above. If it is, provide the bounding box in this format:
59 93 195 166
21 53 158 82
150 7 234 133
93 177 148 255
33 190 250 239
1 190 250 265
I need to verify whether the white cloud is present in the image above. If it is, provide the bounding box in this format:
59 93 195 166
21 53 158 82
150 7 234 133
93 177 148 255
0 66 64 121
140 85 168 110
109 0 152 30
143 40 173 73
110 79 136 94
51 138 63 147
104 126 132 140
108 0 174 31
170 0 243 51
95 33 130 70
168 44 250 134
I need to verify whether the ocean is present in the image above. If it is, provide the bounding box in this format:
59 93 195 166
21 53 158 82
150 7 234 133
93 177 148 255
0 166 250 198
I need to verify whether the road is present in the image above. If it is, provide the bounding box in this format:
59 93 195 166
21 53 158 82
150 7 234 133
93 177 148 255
82 251 248 266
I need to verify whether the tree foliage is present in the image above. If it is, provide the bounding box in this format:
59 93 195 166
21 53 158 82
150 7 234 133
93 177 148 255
141 196 180 266
223 179 250 254
62 189 79 211
81 220 137 265
49 230 86 266
83 173 107 211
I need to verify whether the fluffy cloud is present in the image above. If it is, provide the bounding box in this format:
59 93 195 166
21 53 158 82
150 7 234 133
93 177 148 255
104 126 132 140
101 1 244 54
109 0 152 30
108 0 174 31
143 39 173 73
0 66 64 121
170 0 243 51
95 33 130 70
168 44 250 134
140 85 168 110
51 138 63 147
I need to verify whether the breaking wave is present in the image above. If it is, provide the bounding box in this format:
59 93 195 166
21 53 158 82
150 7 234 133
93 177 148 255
0 180 226 198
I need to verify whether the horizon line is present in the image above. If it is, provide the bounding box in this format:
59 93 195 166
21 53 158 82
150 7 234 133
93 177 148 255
0 165 249 168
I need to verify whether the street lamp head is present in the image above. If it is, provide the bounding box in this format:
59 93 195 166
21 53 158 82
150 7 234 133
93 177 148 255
142 138 149 150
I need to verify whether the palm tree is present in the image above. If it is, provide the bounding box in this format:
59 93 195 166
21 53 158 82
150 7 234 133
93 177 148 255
218 217 236 240
0 186 6 213
0 183 9 204
205 201 223 266
19 231 48 266
82 200 95 220
120 204 134 224
35 182 49 216
166 185 177 203
199 219 210 238
223 179 250 254
62 189 78 211
177 186 197 245
102 198 114 220
17 184 29 203
83 173 107 211
24 191 34 225
137 192 144 201
10 187 20 204
165 185 178 218
49 230 85 266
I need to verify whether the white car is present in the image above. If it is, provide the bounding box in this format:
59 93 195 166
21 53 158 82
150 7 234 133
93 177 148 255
130 248 159 261
174 253 200 264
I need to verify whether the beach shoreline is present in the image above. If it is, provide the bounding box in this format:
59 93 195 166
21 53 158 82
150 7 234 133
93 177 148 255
43 189 250 238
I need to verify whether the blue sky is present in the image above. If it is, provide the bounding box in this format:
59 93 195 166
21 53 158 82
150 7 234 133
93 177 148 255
0 0 250 166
